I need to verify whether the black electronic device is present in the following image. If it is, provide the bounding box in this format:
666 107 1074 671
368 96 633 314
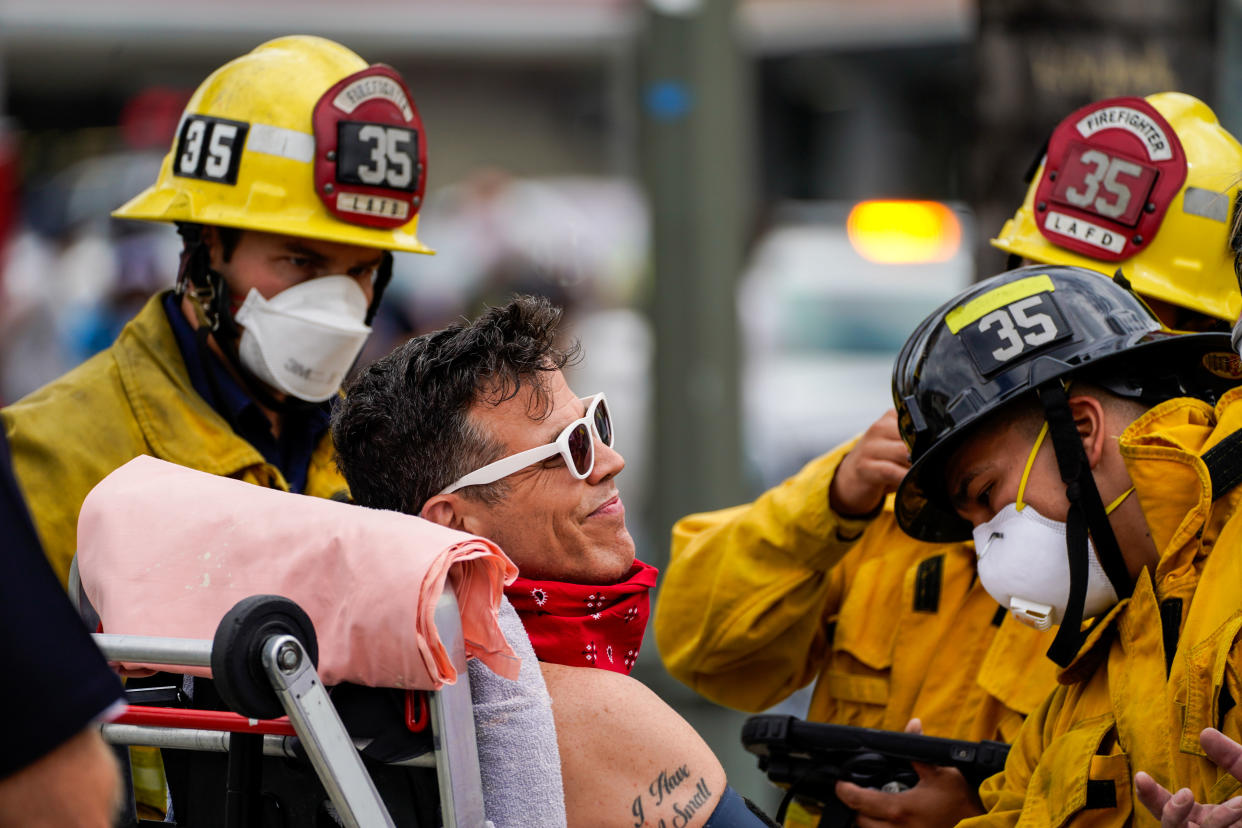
742 714 1010 827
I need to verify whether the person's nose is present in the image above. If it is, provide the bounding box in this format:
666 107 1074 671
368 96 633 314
588 437 625 484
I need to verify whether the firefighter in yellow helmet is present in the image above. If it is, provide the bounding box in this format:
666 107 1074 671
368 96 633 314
655 92 1242 827
992 92 1242 332
0 38 431 817
5 35 432 584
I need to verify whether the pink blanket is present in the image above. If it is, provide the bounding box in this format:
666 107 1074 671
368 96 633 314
77 456 520 689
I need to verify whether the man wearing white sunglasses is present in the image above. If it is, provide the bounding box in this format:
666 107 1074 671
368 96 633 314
431 389 630 586
332 295 776 828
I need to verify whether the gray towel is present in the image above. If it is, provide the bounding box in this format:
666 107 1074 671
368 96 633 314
469 596 567 828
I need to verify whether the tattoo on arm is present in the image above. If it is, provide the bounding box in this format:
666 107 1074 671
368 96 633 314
631 764 715 828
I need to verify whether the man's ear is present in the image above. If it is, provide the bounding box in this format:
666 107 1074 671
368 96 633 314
420 495 468 532
1067 394 1107 469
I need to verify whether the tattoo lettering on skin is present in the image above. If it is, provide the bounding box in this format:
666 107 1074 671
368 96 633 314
670 778 713 827
630 766 713 828
650 764 691 806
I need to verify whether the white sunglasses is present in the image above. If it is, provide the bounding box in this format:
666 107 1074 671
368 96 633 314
438 393 614 495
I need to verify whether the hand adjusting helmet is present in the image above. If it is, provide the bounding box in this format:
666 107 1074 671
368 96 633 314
892 264 1239 665
112 35 431 403
992 93 1242 327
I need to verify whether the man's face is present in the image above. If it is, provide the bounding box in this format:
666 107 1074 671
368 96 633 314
944 414 1068 529
458 370 635 585
207 228 383 307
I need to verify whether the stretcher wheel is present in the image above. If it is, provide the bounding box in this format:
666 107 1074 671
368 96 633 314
211 594 319 719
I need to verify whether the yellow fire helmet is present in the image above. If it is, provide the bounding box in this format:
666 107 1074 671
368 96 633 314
113 35 431 256
992 93 1242 324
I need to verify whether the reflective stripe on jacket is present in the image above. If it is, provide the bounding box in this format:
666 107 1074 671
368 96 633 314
2 292 349 585
655 441 1057 743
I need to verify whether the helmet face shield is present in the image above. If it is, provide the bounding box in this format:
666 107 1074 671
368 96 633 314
992 93 1242 323
892 264 1238 542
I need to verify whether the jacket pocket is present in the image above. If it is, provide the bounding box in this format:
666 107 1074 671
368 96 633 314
1018 716 1132 828
1181 612 1242 802
819 555 906 710
831 555 906 671
1182 612 1242 753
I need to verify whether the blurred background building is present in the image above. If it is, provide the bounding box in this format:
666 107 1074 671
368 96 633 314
0 0 1231 809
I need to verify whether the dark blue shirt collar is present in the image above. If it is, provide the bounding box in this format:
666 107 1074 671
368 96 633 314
162 291 330 494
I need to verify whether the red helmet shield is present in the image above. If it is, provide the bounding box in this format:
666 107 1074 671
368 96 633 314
1033 96 1187 262
312 65 427 230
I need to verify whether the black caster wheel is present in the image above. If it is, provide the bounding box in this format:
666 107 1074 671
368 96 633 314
211 594 319 719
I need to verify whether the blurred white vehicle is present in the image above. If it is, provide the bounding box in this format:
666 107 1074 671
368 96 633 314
739 200 975 490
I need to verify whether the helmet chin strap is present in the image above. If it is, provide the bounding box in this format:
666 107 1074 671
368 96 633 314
1036 381 1134 668
366 252 393 326
174 223 239 340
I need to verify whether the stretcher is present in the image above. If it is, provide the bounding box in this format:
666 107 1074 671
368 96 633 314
71 558 492 827
66 455 531 826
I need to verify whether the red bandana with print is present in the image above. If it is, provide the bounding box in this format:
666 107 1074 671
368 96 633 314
505 560 659 674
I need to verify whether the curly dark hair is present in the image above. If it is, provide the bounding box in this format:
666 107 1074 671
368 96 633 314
331 294 579 515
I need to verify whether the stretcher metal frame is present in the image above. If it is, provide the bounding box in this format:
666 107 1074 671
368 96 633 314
88 588 492 828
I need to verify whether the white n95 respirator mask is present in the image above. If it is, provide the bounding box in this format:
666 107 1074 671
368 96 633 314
972 503 1120 630
970 420 1130 630
234 276 372 403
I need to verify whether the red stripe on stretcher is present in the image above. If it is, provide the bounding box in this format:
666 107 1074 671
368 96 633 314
115 705 298 736
405 690 428 733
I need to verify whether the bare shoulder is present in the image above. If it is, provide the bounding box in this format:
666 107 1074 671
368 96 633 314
539 663 709 743
540 663 727 828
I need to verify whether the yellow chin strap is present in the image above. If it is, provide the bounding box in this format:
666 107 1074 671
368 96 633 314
1015 420 1134 514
